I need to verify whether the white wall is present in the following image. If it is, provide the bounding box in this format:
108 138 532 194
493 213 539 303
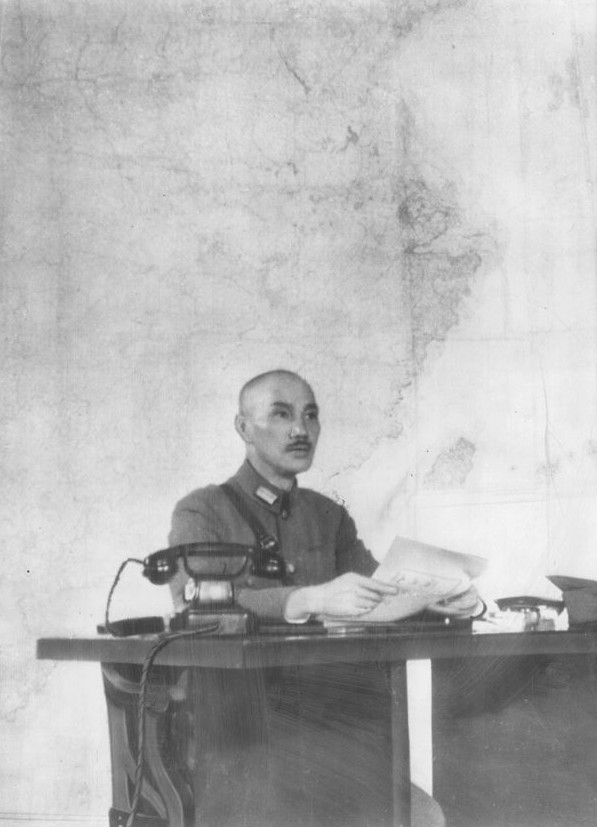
1 0 596 822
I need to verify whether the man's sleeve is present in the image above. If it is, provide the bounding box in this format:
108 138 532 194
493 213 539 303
169 494 301 621
167 495 222 611
235 585 301 621
334 506 378 577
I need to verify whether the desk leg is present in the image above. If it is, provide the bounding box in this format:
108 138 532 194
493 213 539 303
390 662 412 827
102 664 192 827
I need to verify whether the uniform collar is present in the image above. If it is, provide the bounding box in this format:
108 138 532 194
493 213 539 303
231 460 296 517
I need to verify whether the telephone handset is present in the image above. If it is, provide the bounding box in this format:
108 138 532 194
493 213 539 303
142 541 286 585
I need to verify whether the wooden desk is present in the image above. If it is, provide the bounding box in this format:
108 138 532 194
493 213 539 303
37 626 597 827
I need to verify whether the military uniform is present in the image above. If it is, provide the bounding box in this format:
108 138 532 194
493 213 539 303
168 459 376 618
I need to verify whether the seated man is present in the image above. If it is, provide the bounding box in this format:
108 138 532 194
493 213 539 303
168 368 479 623
168 369 478 827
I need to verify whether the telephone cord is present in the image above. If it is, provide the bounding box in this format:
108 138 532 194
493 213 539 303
104 558 144 635
125 623 219 827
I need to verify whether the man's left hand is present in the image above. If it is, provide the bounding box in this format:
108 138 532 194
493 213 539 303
427 584 485 618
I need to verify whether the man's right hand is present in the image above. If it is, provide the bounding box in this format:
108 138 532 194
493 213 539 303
284 573 399 620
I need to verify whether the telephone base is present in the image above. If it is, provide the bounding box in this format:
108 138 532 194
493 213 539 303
170 607 256 635
109 807 167 827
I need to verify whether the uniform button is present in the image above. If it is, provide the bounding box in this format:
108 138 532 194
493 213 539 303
286 563 296 574
246 576 254 586
281 510 289 520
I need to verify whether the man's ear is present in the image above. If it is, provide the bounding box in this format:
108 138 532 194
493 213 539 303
234 413 251 444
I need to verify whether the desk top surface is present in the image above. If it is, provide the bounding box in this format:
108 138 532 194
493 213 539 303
37 626 597 669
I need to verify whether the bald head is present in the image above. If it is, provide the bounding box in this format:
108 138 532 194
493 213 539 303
238 370 314 417
235 370 320 489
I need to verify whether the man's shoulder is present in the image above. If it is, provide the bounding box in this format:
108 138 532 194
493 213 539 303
172 483 224 513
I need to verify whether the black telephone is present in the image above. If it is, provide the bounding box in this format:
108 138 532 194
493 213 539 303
103 541 287 637
146 541 287 634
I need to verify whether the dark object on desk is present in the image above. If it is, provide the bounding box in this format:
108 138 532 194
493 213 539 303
258 617 473 636
403 610 473 630
258 615 473 636
257 618 327 635
548 574 597 625
97 616 166 637
496 595 564 613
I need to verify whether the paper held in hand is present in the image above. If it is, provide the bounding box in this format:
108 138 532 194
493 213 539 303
329 536 488 625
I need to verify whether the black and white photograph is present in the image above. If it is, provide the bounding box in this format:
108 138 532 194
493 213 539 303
1 1 596 825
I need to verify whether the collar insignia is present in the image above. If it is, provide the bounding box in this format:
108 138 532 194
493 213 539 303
255 485 278 505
